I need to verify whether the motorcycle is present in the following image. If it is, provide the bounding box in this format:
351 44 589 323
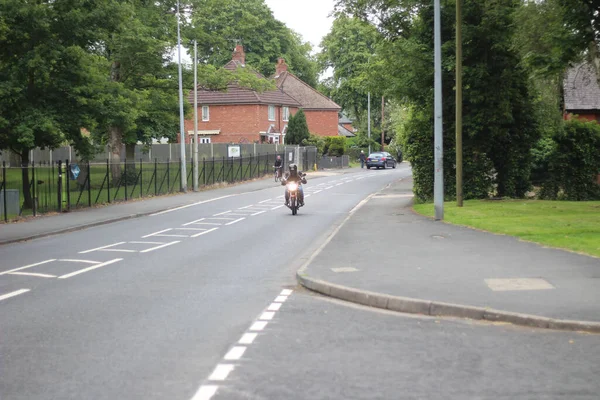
286 181 300 215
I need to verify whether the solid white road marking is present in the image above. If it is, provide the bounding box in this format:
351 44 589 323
251 211 266 216
224 346 246 361
274 296 288 303
213 210 232 216
259 311 275 320
150 195 234 216
190 385 219 400
0 289 30 302
238 205 254 209
249 321 268 331
324 186 333 190
176 228 209 231
267 302 282 311
183 218 206 226
271 205 284 210
204 217 237 220
139 241 180 253
129 241 164 245
209 364 235 381
151 234 189 238
58 258 123 279
9 272 56 278
191 228 218 238
79 242 127 254
335 183 344 186
0 259 56 276
142 228 172 238
239 333 258 345
259 199 272 203
305 194 311 198
225 218 245 226
280 289 293 296
59 259 100 264
98 249 136 253
219 212 249 216
313 190 322 194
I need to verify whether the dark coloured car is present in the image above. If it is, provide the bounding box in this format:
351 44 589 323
366 152 397 169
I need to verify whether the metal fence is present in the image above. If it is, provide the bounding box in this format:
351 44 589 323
317 155 350 170
1 153 284 222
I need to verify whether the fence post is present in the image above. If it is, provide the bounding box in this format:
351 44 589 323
87 162 91 207
107 159 111 204
57 160 62 212
179 157 182 192
222 156 225 183
212 156 215 185
124 160 128 201
32 162 36 216
140 158 143 198
154 159 158 196
167 158 170 192
2 161 7 222
65 159 71 211
203 157 206 186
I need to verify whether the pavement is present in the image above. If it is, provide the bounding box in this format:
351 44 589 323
0 168 358 245
297 176 600 333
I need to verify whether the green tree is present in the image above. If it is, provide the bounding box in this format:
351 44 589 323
188 0 318 86
286 109 310 145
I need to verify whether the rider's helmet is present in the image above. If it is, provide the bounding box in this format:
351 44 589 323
289 163 298 177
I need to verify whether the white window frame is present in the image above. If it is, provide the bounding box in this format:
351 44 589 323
202 106 210 122
282 106 289 121
268 105 275 121
200 137 211 144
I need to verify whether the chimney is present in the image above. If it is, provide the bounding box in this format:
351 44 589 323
232 44 245 65
276 58 288 75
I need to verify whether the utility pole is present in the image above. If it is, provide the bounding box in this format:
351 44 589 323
176 0 187 192
456 0 463 207
368 92 371 155
193 40 199 192
381 96 385 151
434 0 444 220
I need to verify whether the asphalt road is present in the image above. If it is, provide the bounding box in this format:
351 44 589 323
0 166 409 400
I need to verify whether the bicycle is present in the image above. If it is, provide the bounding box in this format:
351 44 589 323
274 166 282 182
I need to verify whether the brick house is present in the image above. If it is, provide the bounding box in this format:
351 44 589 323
183 45 301 144
563 62 600 122
273 58 342 137
338 114 357 138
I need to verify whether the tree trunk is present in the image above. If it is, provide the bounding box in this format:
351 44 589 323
108 126 123 182
20 150 33 209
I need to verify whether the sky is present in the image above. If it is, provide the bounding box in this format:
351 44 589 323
264 0 336 53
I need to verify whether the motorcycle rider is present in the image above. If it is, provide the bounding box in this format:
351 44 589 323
273 155 283 178
281 164 307 207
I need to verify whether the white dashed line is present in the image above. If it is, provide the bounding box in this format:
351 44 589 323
213 210 232 216
271 205 284 210
259 199 272 203
150 195 234 216
190 385 218 400
274 295 288 302
239 333 258 345
335 183 344 186
58 258 123 279
79 242 127 254
59 259 100 264
139 241 179 253
324 186 333 190
0 289 30 302
225 218 245 226
251 211 266 216
249 321 268 331
129 241 164 245
238 205 254 209
142 228 172 238
209 364 235 381
9 272 56 278
267 302 282 311
0 259 56 276
191 228 219 237
281 289 293 296
259 311 275 320
313 190 322 194
224 346 246 361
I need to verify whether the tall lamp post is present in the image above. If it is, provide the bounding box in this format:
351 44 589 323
456 0 463 207
176 0 187 192
434 0 444 220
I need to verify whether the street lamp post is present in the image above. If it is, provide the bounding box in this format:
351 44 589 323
434 0 444 220
176 0 187 192
368 91 371 155
193 40 199 192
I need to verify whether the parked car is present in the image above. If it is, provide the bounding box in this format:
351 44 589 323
366 152 397 169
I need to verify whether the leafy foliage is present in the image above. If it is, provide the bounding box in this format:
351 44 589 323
324 137 347 156
286 109 310 145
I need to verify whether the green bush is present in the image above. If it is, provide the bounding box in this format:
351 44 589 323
541 119 600 200
301 134 326 155
324 137 347 156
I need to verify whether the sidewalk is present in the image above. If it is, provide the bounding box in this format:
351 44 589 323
298 177 600 333
0 168 357 245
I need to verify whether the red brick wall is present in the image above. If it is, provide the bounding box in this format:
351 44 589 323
303 110 339 137
342 123 355 132
563 112 600 122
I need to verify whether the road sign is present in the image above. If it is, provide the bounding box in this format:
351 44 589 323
70 164 80 180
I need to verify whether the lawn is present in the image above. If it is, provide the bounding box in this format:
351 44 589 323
413 200 600 258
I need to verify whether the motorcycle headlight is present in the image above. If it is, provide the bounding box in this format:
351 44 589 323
287 182 298 191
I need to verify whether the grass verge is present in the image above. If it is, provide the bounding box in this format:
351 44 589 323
413 200 600 258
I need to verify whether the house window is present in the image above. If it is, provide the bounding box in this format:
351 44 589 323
202 106 210 121
200 137 211 144
268 105 275 121
283 106 289 121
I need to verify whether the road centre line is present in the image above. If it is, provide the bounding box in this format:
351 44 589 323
271 205 284 210
259 311 275 320
129 241 164 245
224 346 246 361
239 333 258 344
59 259 101 264
313 190 322 194
58 258 123 279
176 228 210 231
267 302 282 311
0 259 56 276
258 199 272 203
218 213 249 217
150 195 234 216
335 183 344 186
209 364 235 381
142 228 172 238
9 272 56 278
281 289 293 296
249 321 268 331
190 385 218 400
79 242 127 254
213 210 232 216
203 217 237 220
96 248 137 253
139 241 179 253
324 186 333 189
191 228 218 238
182 219 205 226
238 205 254 209
274 295 287 302
251 211 266 216
189 222 222 226
225 218 245 226
0 289 30 302
150 233 189 238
